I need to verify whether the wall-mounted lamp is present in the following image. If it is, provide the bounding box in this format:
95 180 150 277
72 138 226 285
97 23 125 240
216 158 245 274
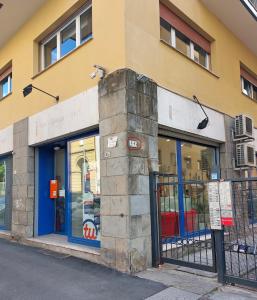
193 95 209 130
89 65 106 80
23 84 59 102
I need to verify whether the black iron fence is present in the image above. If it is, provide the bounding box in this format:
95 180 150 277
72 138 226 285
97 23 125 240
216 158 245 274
224 178 257 288
150 172 257 289
150 172 216 272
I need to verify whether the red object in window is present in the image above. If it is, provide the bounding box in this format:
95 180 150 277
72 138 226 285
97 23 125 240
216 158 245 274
161 212 179 237
184 209 197 232
160 2 211 53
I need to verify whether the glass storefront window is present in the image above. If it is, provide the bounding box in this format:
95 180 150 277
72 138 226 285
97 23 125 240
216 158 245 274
158 138 217 236
0 161 6 227
69 136 100 244
182 143 216 232
181 143 216 181
158 137 177 175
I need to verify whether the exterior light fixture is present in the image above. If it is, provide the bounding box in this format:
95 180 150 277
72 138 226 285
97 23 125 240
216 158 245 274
23 84 59 102
193 95 209 130
89 65 106 79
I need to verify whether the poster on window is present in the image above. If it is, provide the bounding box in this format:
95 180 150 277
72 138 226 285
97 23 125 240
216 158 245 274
82 159 100 241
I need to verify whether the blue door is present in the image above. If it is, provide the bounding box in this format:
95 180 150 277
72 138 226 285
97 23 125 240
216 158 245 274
38 146 55 235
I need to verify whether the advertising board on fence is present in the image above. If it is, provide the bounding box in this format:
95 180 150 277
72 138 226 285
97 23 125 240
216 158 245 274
207 180 234 230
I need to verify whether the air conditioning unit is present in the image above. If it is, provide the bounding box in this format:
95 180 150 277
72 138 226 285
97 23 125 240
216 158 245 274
235 115 254 139
236 143 256 168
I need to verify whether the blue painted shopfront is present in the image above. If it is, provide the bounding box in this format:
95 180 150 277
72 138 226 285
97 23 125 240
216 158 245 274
37 131 101 248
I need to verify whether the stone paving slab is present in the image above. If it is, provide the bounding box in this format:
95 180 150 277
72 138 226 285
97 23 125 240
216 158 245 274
200 286 257 300
137 266 220 295
146 287 199 300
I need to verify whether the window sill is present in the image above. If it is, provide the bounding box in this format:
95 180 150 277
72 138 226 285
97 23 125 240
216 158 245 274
160 39 220 79
32 35 93 80
0 92 12 101
241 91 257 103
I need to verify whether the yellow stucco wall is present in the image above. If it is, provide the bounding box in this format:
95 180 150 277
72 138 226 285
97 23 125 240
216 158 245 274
0 0 125 129
125 0 257 123
1 0 257 130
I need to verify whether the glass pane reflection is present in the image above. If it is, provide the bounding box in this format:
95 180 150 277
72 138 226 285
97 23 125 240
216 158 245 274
70 136 100 242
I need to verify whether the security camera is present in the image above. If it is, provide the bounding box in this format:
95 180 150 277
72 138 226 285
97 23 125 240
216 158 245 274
89 65 106 80
89 71 97 79
137 74 149 83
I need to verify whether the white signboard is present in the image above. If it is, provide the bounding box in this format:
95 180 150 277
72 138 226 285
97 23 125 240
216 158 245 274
219 181 234 226
207 182 222 230
207 181 234 230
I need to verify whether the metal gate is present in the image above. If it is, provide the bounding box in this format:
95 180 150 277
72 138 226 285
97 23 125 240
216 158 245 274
150 173 257 288
223 178 257 288
150 172 217 272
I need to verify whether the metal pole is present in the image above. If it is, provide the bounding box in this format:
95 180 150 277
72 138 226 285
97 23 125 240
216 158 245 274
214 229 226 284
149 172 161 267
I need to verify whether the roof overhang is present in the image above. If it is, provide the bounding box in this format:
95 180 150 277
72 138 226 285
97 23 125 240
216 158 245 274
0 0 47 49
202 0 257 57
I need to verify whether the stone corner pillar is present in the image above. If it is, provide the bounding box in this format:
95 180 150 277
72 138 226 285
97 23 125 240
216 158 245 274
99 69 158 273
11 118 35 240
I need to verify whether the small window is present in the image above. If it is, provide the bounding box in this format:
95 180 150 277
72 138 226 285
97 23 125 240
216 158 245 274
0 68 12 100
160 18 171 44
193 44 209 68
253 85 257 101
241 67 257 102
61 20 76 57
40 3 92 70
44 36 57 68
80 7 92 44
175 30 190 57
242 77 252 97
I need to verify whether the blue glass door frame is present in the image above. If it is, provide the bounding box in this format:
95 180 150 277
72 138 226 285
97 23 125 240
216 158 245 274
66 130 100 248
37 129 99 248
167 138 219 239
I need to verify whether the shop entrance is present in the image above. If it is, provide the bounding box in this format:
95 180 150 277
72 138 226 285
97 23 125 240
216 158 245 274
36 133 101 247
37 144 67 236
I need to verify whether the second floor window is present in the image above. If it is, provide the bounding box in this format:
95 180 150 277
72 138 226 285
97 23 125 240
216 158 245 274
41 3 92 70
0 67 12 99
160 3 211 70
241 67 257 101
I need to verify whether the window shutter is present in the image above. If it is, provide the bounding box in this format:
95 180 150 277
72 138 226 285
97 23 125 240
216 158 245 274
240 68 257 87
160 2 211 53
0 67 11 82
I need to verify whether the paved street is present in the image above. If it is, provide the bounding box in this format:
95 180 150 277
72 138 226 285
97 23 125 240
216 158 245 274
1 238 257 300
0 238 165 300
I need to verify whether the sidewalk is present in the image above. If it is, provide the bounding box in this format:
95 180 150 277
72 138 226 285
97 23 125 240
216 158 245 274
137 264 257 299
